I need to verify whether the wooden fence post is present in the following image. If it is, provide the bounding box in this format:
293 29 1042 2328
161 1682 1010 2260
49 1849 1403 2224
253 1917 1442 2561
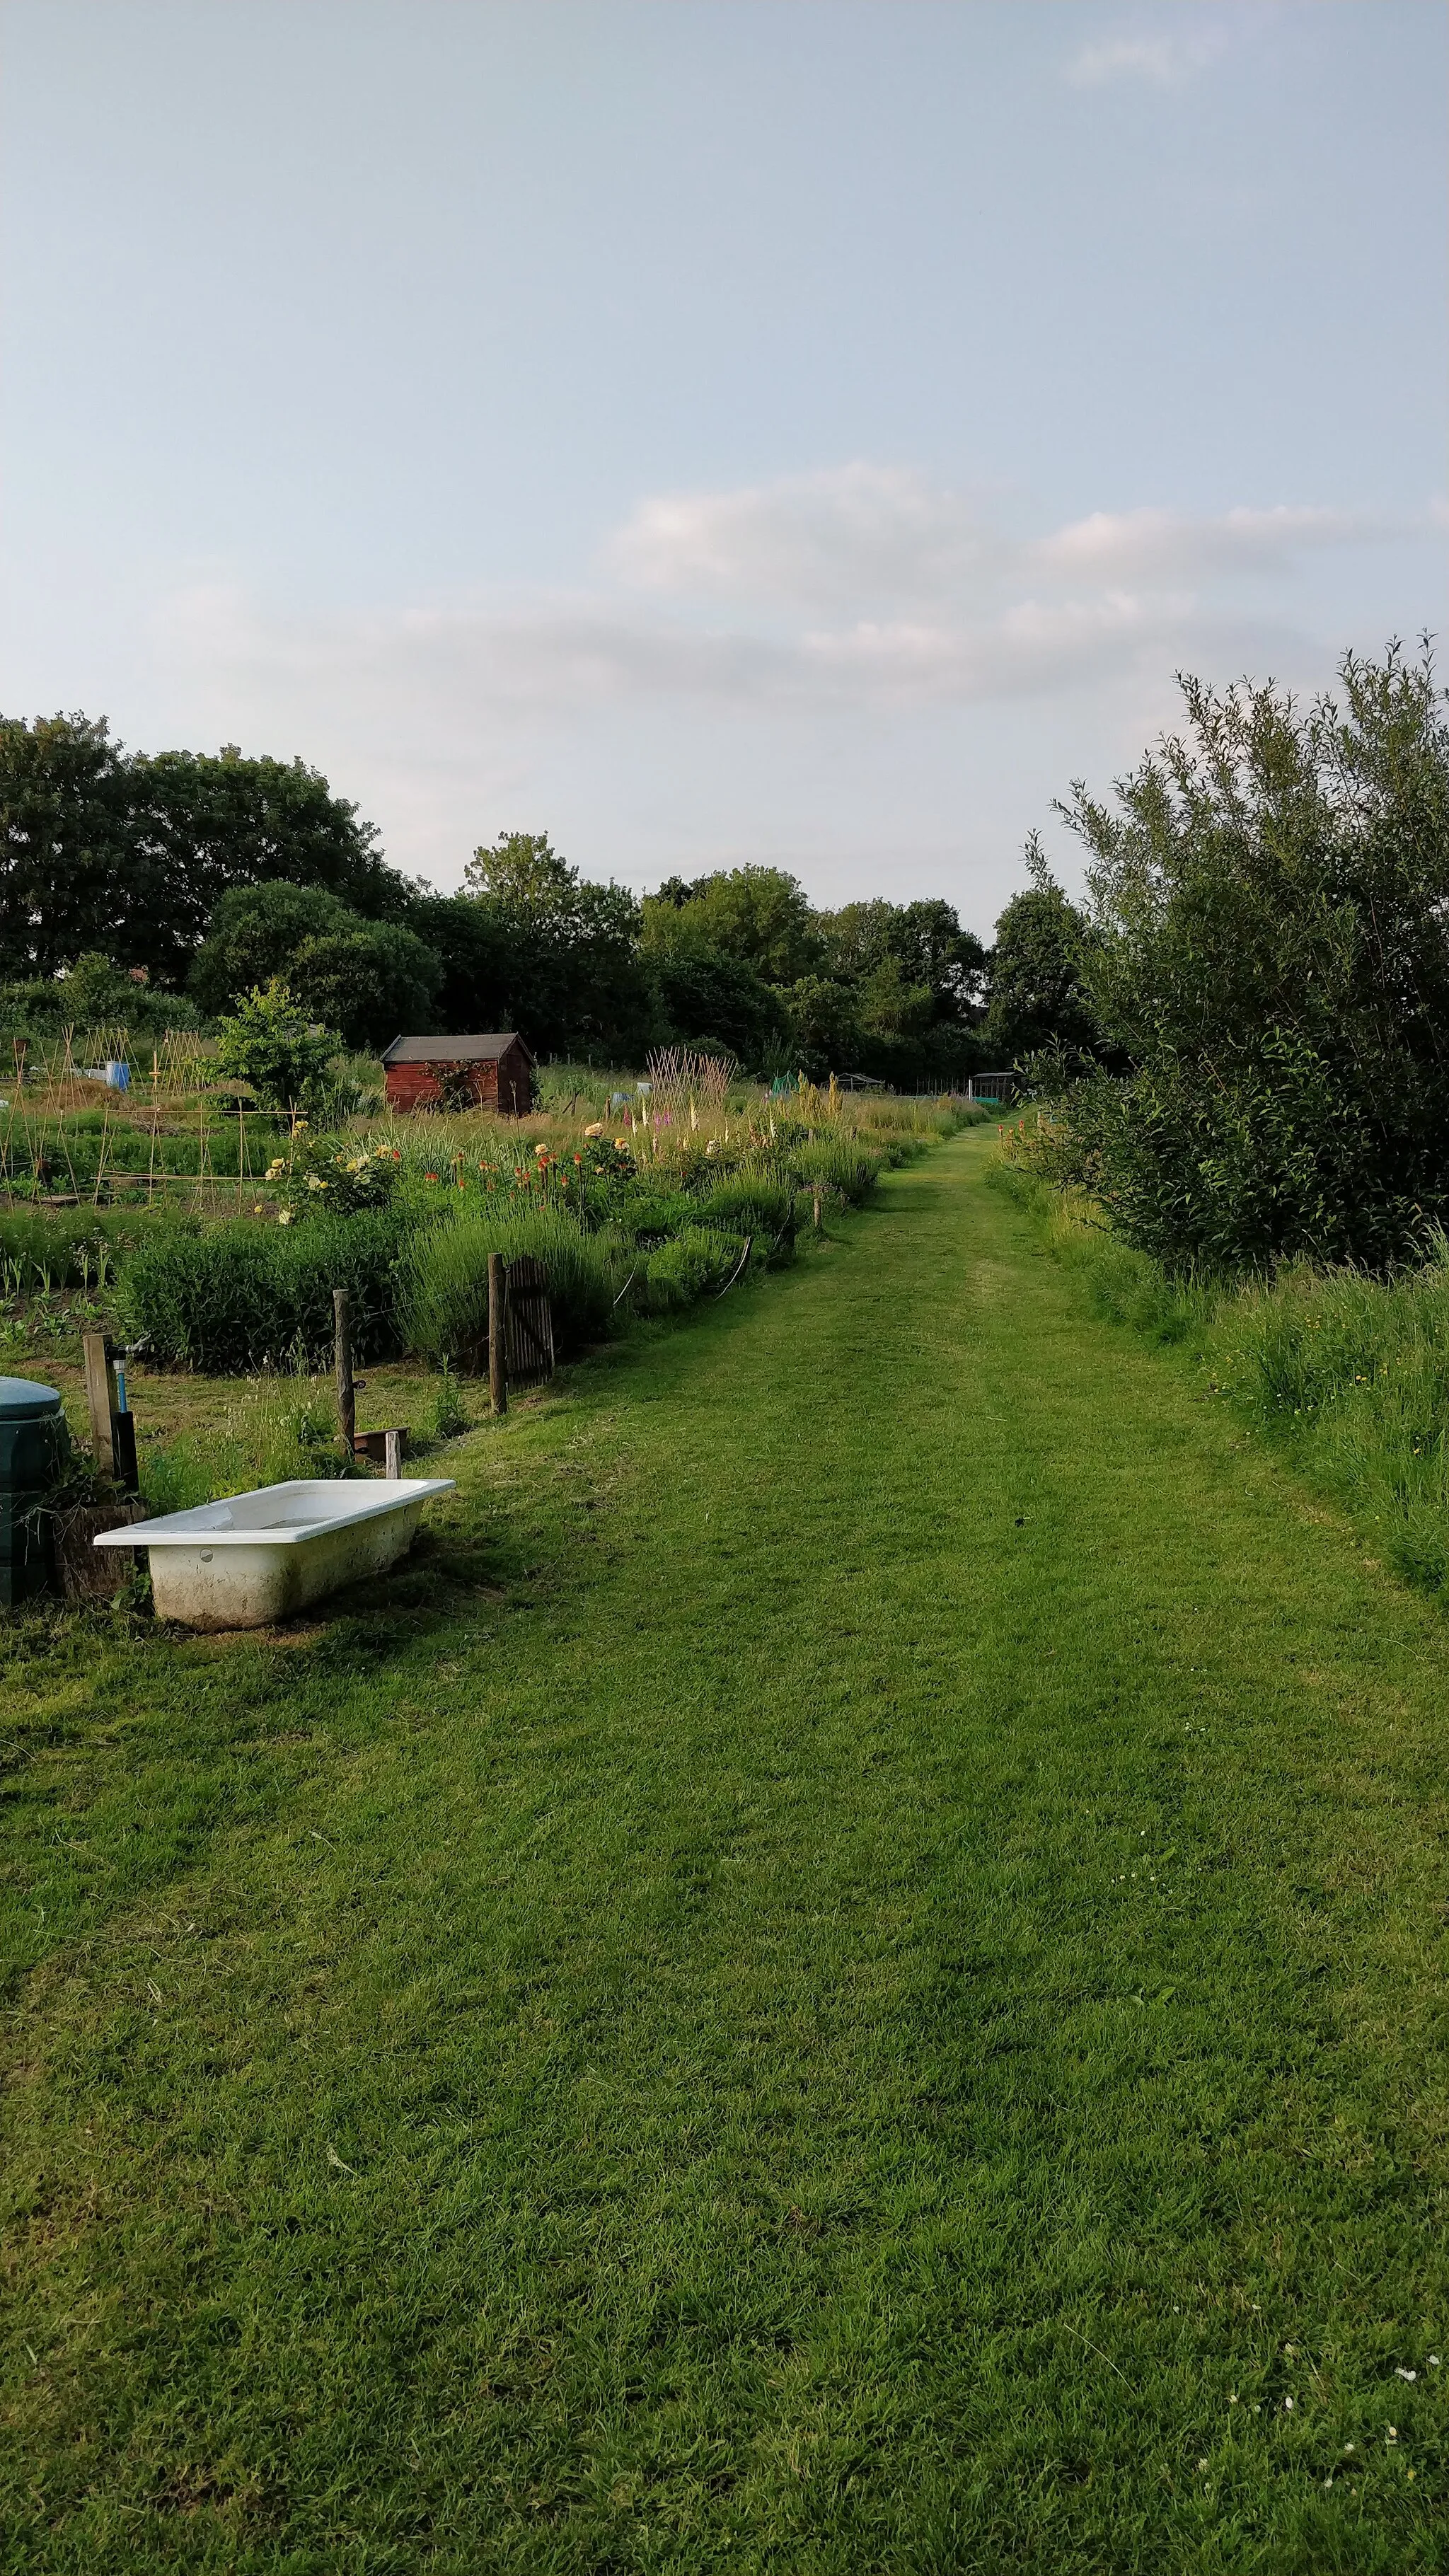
383 1428 402 1479
333 1289 354 1459
487 1254 508 1416
82 1332 117 1481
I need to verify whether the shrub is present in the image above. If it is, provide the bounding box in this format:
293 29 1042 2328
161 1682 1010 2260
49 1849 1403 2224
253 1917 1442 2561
265 1131 399 1220
606 1187 701 1247
793 1141 883 1204
1051 642 1449 1275
399 1207 625 1366
214 978 341 1117
119 1211 408 1372
637 1225 754 1314
693 1168 796 1242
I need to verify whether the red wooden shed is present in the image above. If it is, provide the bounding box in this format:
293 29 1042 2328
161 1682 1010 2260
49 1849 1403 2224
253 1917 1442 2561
380 1033 535 1116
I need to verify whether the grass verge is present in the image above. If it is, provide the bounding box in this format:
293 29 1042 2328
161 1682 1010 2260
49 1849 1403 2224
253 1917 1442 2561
4 1131 1449 2569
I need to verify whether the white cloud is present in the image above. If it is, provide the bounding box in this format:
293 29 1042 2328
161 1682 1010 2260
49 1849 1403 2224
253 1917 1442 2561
1031 503 1372 584
608 462 994 611
130 468 1427 891
1065 19 1231 90
151 485 1400 736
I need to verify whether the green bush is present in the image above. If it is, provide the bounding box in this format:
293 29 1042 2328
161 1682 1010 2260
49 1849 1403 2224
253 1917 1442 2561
637 1225 754 1315
792 1141 883 1204
1049 643 1449 1275
399 1208 625 1367
119 1211 408 1372
214 978 341 1118
606 1187 700 1247
1188 1248 1449 1595
693 1168 796 1242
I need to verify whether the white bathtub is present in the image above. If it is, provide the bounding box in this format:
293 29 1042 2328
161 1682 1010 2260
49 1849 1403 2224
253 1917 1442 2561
93 1477 456 1629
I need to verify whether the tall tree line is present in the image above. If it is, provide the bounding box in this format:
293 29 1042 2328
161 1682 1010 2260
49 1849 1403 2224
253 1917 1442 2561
0 711 1090 1078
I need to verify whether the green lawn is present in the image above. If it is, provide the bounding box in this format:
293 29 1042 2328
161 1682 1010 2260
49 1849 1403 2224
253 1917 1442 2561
4 1126 1449 2572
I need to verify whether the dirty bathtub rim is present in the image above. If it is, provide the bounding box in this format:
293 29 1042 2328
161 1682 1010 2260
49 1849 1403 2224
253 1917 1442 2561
93 1476 457 1629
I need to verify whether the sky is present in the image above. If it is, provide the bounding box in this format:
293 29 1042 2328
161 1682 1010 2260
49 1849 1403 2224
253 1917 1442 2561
1 0 1444 935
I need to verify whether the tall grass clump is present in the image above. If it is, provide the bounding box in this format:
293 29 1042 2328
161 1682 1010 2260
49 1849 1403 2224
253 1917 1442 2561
1005 1124 1449 1601
141 1370 345 1515
0 1203 198 1296
1033 1184 1216 1346
794 1141 883 1205
400 1207 625 1366
1206 1246 1449 1593
120 1211 408 1373
636 1225 757 1315
693 1167 796 1242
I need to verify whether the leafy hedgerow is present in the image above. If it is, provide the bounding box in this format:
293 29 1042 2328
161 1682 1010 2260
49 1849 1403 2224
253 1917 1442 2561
399 1207 627 1366
119 1211 410 1373
693 1169 797 1242
793 1141 884 1204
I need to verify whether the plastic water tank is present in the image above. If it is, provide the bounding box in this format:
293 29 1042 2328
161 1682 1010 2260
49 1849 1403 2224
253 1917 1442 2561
0 1376 66 1606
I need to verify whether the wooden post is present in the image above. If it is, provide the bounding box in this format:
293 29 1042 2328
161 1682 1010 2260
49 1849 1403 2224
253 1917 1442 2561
333 1288 354 1458
812 1189 822 1230
487 1254 508 1416
383 1428 403 1480
112 1409 139 1491
82 1332 117 1480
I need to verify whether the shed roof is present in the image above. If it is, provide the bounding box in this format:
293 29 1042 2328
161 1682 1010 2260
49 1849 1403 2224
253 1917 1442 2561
381 1033 533 1065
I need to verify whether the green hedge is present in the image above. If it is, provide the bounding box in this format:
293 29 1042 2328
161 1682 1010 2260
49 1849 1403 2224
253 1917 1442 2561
792 1142 884 1203
399 1208 626 1366
637 1225 758 1315
119 1212 409 1373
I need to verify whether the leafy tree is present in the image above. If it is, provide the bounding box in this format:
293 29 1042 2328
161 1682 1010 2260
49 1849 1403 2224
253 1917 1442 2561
821 896 987 1021
855 952 935 1042
1054 641 1449 1272
288 923 442 1051
128 746 403 983
406 893 513 1033
190 883 355 1013
644 867 822 986
650 874 713 909
213 979 340 1117
190 881 441 1048
461 831 654 1058
647 937 782 1063
981 842 1099 1066
0 714 132 979
0 716 412 988
464 830 576 909
782 976 865 1081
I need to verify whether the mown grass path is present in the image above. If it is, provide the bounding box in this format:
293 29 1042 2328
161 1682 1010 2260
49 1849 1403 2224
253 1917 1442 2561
5 1128 1449 2572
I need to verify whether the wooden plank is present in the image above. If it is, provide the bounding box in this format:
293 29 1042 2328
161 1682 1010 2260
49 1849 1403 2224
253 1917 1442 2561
487 1254 508 1416
504 1256 555 1390
81 1333 117 1479
334 1289 354 1458
352 1427 409 1466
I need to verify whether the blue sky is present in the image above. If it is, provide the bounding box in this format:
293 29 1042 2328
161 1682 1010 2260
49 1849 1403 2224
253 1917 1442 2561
1 0 1443 933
